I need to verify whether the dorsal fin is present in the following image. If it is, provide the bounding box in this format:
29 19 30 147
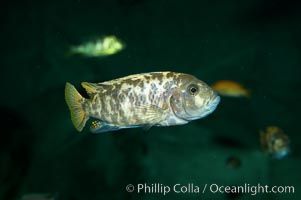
81 82 99 97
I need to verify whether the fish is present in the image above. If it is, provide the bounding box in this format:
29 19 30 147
68 35 124 57
259 126 290 159
211 80 250 97
65 72 220 133
20 193 59 200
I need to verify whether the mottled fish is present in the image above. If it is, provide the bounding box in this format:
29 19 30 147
65 72 220 133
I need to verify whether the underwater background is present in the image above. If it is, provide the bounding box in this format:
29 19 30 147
1 0 301 199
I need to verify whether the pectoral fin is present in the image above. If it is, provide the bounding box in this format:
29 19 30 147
134 104 168 125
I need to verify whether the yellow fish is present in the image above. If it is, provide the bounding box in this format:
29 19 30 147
211 80 250 97
68 35 124 57
65 72 220 133
259 126 290 159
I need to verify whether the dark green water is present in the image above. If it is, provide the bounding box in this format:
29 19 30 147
1 0 300 199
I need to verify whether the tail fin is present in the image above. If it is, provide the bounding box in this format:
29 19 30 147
65 82 89 132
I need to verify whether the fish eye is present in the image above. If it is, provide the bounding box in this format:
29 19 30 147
188 84 198 96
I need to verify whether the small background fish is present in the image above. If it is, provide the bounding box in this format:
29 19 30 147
211 80 250 97
259 126 290 159
67 35 124 57
20 193 59 200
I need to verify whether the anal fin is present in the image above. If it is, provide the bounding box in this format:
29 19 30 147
90 120 121 134
90 120 142 133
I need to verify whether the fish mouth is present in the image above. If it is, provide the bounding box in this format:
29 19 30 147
205 95 220 111
199 95 220 117
210 95 220 108
182 95 220 121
